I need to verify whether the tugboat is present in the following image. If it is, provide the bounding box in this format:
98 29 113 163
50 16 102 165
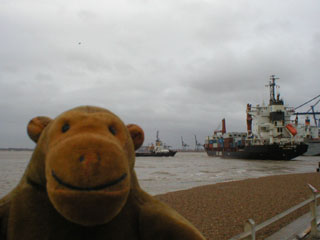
136 131 177 157
204 75 308 160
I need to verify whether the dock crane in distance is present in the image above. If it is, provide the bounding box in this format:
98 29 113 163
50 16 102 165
181 136 189 151
194 135 202 151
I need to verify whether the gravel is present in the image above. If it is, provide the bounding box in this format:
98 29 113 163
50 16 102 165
155 172 320 240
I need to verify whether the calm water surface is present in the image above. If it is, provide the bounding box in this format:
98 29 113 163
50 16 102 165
0 151 319 197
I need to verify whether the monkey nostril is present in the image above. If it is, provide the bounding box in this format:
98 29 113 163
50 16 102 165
79 153 100 163
79 155 85 162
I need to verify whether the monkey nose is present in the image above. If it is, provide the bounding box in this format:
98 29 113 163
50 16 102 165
79 152 101 165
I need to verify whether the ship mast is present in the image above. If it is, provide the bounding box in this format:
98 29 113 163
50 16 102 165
268 75 279 104
155 130 161 146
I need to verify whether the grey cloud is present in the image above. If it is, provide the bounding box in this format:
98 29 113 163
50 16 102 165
0 0 319 148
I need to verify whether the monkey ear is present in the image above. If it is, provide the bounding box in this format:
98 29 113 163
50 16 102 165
27 116 52 143
127 124 144 150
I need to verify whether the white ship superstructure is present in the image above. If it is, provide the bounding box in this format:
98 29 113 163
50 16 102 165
247 76 298 146
294 117 320 156
296 117 319 139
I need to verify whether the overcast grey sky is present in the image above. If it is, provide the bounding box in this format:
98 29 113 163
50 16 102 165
0 0 319 149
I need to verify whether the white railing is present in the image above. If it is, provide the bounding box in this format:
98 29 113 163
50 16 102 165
229 184 320 240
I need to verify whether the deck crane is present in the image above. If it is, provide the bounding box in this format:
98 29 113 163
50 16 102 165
294 94 320 126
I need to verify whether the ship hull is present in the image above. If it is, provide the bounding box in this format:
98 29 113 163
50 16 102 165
136 150 177 157
206 143 308 160
303 139 320 156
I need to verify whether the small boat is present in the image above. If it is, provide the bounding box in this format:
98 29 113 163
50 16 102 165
136 131 177 157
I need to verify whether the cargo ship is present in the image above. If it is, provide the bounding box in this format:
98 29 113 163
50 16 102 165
296 116 320 156
204 75 308 160
136 131 177 157
294 93 320 156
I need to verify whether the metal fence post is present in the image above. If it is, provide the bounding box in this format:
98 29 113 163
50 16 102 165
308 184 320 238
244 219 256 240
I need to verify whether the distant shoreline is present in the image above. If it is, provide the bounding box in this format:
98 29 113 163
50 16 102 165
0 148 34 151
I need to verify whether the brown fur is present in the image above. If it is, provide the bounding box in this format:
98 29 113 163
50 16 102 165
0 106 205 240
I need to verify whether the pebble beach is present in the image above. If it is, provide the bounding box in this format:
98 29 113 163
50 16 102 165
155 172 320 240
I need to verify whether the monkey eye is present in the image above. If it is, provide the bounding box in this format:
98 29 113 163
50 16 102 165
62 123 70 133
109 126 117 135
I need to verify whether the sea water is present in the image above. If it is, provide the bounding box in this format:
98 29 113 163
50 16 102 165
0 151 319 197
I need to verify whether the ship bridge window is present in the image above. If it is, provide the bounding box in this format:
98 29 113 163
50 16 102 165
270 111 284 121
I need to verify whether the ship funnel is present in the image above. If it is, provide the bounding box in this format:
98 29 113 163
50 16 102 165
305 117 310 126
222 118 226 134
246 104 252 135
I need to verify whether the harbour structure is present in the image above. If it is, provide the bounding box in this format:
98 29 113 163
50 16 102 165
194 135 203 151
204 75 308 160
180 136 189 151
